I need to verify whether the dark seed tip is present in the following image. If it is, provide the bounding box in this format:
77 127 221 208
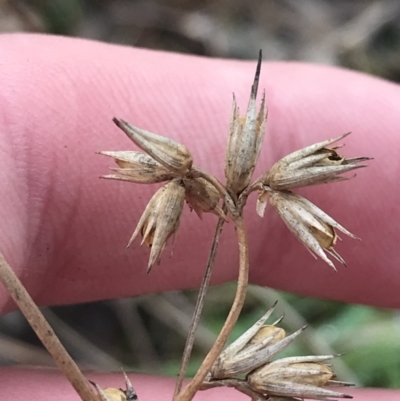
113 117 125 129
251 50 263 99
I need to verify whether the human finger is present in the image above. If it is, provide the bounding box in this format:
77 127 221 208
0 34 399 312
1 367 398 401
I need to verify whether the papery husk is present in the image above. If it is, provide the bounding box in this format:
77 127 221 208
113 118 193 175
183 177 226 220
225 51 267 195
129 179 185 271
100 150 177 183
263 133 371 190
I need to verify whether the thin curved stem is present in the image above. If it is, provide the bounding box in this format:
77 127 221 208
0 254 96 401
174 216 226 397
175 215 249 401
200 379 267 401
238 176 264 209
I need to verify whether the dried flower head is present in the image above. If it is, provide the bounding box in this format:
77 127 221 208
129 178 185 272
99 150 178 184
97 53 369 401
100 118 229 271
183 177 226 220
225 50 267 196
257 188 358 269
247 355 352 400
262 133 371 191
211 304 306 379
113 118 193 175
90 371 137 401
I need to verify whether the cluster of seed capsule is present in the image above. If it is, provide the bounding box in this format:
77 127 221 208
99 52 370 401
101 52 369 272
206 302 353 400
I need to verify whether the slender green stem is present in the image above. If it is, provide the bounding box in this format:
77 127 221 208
175 215 249 401
174 216 226 397
0 254 96 401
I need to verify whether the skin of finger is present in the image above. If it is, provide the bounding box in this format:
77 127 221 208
0 33 400 312
0 367 399 401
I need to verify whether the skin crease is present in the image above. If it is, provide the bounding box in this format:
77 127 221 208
0 34 400 400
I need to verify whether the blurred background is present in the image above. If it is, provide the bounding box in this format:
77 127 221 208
1 0 400 389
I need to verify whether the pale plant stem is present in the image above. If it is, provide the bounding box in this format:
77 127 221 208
174 216 226 397
239 176 264 209
200 379 266 401
175 215 249 401
0 253 96 401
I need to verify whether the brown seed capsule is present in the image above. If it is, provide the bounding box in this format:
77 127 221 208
247 355 352 400
225 50 267 196
113 118 193 175
257 188 358 270
183 177 226 220
99 150 178 184
90 372 137 401
262 133 371 190
129 179 185 272
211 304 306 379
246 325 286 347
91 381 124 401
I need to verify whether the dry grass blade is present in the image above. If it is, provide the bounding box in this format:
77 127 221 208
0 253 96 401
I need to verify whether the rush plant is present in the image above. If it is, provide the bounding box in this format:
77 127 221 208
0 51 370 401
98 51 370 401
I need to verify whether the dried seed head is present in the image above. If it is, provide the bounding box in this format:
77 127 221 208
113 118 193 175
90 381 120 401
211 304 306 379
247 355 352 400
129 179 185 272
90 383 127 401
225 50 267 196
90 372 137 401
183 177 227 220
262 133 371 191
99 150 178 184
258 188 358 269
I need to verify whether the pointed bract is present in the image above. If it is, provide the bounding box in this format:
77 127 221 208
122 370 138 401
263 134 371 190
99 150 177 184
113 118 193 175
259 188 358 269
211 304 306 379
129 179 185 272
225 51 267 195
247 355 352 400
